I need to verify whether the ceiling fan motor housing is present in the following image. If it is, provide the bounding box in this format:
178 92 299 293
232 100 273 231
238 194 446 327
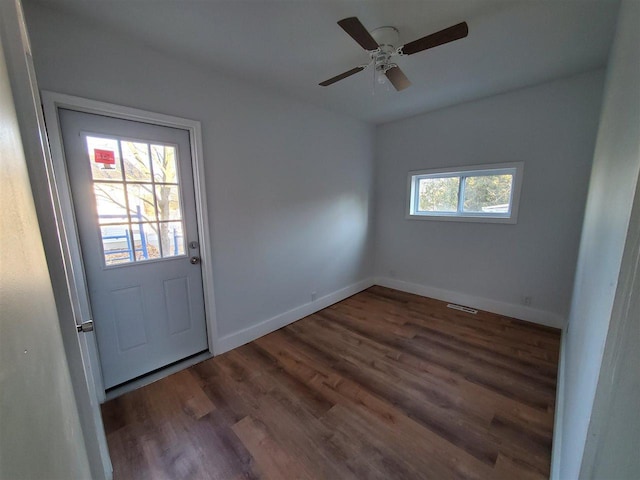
370 26 400 50
370 26 400 72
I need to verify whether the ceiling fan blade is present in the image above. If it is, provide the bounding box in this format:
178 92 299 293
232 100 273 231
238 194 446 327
385 66 411 91
401 22 468 56
337 17 379 51
319 66 366 86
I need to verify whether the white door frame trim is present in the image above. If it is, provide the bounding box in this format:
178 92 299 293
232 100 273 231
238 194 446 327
41 91 219 398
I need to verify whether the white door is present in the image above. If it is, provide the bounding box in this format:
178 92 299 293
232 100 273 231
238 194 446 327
59 109 208 389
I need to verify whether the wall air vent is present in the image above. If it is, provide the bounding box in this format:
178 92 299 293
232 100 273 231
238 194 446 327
446 303 478 314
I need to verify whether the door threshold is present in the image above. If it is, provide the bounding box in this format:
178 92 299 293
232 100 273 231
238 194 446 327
104 350 212 402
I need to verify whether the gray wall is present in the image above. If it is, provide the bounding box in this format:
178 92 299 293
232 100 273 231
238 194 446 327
558 1 640 478
0 31 91 479
373 71 604 325
23 3 375 341
584 175 640 479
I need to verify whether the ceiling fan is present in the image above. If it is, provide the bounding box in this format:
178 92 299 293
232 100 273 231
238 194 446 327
319 17 469 91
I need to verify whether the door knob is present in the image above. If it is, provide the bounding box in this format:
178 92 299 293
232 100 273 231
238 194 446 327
190 256 200 265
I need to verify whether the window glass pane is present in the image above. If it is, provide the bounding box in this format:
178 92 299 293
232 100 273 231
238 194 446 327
100 225 133 266
159 221 185 258
86 136 121 181
94 183 128 224
155 185 182 221
418 177 460 212
151 144 178 184
131 223 161 261
463 174 513 213
122 141 151 182
127 184 157 222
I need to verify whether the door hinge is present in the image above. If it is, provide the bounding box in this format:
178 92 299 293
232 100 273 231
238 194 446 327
76 320 94 333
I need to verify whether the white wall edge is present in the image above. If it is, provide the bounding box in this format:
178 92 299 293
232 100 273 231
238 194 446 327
550 330 566 480
374 276 565 329
214 278 375 354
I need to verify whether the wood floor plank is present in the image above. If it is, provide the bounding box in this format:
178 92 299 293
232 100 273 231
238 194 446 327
306 308 556 435
285 317 501 465
200 350 357 479
320 403 472 480
232 416 314 480
493 453 549 480
360 287 560 349
318 306 557 411
301 313 499 423
254 331 501 477
330 298 559 379
102 286 560 479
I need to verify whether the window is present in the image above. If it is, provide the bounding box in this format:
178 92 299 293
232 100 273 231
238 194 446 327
85 135 186 266
407 162 523 223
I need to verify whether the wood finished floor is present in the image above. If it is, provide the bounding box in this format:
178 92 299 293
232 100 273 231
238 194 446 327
101 286 561 480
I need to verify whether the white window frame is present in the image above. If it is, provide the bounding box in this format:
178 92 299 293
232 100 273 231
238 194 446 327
406 162 524 224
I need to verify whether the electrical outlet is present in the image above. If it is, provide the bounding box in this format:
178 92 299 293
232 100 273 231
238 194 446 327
523 296 532 306
311 291 317 302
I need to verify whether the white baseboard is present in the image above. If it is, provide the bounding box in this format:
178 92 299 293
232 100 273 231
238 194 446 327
213 278 375 355
550 331 566 480
213 276 564 356
374 276 565 329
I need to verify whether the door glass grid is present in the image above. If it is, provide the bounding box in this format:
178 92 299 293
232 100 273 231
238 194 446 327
86 135 186 266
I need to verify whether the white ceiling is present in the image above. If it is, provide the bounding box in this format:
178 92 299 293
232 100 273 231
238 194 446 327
34 0 620 124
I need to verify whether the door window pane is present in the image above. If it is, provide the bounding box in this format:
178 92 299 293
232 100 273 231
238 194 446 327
100 225 133 266
418 177 460 212
94 183 128 224
86 136 122 181
463 174 513 213
122 141 151 182
155 185 182 221
131 223 161 260
127 184 157 222
160 221 185 258
151 144 178 184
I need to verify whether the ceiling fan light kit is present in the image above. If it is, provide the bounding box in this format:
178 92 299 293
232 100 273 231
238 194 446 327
319 17 469 92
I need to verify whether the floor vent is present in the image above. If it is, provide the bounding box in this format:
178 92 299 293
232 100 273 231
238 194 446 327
447 303 478 314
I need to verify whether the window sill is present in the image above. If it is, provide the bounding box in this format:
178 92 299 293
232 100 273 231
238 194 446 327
405 213 517 224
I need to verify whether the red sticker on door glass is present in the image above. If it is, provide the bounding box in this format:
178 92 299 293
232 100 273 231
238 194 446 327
94 149 116 165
